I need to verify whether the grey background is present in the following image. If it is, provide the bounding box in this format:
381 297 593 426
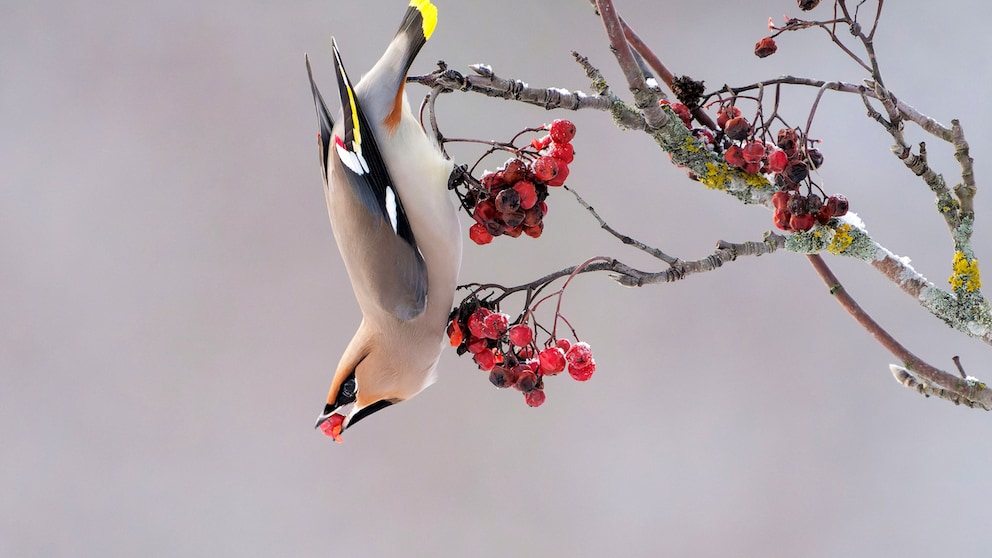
4 1 991 556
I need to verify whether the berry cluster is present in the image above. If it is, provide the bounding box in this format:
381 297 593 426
447 299 596 408
466 119 577 245
772 190 848 231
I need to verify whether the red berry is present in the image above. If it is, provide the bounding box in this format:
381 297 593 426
524 389 546 407
513 180 538 210
723 116 750 141
481 312 510 339
565 341 594 369
724 145 746 169
549 142 574 164
466 336 488 354
473 199 497 224
514 370 538 392
555 338 572 352
742 140 766 164
789 213 816 231
474 348 497 371
532 156 559 182
446 320 463 347
467 308 491 338
545 161 569 187
318 413 346 443
772 191 790 209
754 36 778 58
767 149 788 173
816 205 833 225
773 209 792 231
548 119 576 144
523 222 544 238
716 106 742 130
530 135 552 151
669 102 692 127
538 347 566 375
508 324 534 347
480 172 501 191
743 161 762 175
468 223 493 245
568 361 596 382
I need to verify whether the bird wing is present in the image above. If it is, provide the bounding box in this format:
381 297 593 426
327 38 428 320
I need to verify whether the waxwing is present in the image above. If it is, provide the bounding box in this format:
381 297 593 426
306 0 461 442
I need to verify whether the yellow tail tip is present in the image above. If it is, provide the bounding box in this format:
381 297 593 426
409 0 438 40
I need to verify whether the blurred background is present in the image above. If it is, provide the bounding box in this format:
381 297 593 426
3 1 991 556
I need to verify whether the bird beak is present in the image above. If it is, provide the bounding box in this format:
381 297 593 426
315 402 356 443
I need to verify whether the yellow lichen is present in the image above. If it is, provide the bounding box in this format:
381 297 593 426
827 224 854 255
949 251 982 292
684 136 701 153
699 161 731 190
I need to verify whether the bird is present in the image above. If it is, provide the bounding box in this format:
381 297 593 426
305 0 461 442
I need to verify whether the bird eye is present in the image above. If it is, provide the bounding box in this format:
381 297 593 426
341 376 356 398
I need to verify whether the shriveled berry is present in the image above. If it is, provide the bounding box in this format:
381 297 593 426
474 348 497 371
742 140 766 164
767 149 789 173
484 218 504 238
532 156 559 182
502 209 526 229
788 195 808 215
494 188 521 214
524 389 546 407
799 0 821 11
523 205 544 227
754 36 778 58
514 370 538 393
502 158 528 184
789 213 816 231
784 160 809 184
508 324 534 347
806 193 823 214
489 366 515 388
545 161 569 187
777 128 799 155
724 145 746 169
723 116 751 141
549 142 574 164
826 194 849 217
481 312 510 339
513 180 538 210
469 223 493 245
807 148 824 169
504 223 523 238
538 347 566 375
549 119 577 144
716 106 741 129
